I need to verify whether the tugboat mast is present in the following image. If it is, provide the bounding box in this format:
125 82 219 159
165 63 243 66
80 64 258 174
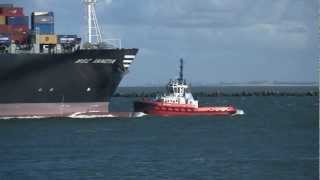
178 58 184 83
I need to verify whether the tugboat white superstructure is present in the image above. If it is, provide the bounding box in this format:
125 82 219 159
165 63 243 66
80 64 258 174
134 59 243 116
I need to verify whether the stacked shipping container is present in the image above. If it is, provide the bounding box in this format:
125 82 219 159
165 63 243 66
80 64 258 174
0 7 23 16
0 16 5 24
31 12 54 35
0 4 81 48
0 4 29 44
39 35 57 44
31 11 57 45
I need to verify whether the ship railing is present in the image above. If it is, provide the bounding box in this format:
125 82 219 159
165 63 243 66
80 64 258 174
82 39 122 50
103 39 122 49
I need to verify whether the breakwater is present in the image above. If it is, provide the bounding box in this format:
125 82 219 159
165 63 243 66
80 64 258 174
114 86 319 97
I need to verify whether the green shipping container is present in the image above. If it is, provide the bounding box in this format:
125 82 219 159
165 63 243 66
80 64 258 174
0 16 5 25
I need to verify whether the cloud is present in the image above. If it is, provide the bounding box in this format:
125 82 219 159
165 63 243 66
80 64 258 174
98 0 315 33
10 0 317 84
104 0 112 5
31 0 52 8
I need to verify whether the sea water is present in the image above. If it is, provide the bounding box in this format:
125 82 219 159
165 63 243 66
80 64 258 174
0 90 318 179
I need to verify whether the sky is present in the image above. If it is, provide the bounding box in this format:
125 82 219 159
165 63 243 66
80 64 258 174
7 0 319 86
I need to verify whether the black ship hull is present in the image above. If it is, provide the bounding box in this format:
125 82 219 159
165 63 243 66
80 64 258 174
0 49 138 117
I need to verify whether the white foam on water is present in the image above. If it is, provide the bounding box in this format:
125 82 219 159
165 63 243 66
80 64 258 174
0 112 147 120
232 109 245 116
68 112 117 119
69 114 116 119
132 112 147 118
68 112 84 118
0 116 47 120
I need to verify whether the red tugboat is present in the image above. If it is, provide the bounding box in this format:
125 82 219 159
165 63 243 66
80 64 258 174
134 59 244 116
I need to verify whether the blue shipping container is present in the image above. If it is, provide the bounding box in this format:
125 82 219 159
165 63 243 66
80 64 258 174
32 23 54 34
0 33 11 45
32 11 54 17
58 35 77 38
76 37 81 43
58 35 77 43
6 16 29 25
32 15 54 24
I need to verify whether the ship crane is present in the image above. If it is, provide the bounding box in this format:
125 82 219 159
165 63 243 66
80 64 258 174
84 0 103 44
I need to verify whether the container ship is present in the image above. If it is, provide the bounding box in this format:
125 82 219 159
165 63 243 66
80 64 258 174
0 2 138 117
134 59 244 116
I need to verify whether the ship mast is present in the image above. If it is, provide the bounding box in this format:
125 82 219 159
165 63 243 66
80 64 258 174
84 0 103 44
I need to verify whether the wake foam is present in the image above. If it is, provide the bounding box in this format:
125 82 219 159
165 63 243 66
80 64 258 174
0 116 47 120
233 109 245 116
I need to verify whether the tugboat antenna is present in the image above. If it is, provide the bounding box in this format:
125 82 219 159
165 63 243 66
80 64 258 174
179 58 184 82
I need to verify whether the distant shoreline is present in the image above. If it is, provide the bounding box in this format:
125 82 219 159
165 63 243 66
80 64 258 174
114 86 319 97
120 80 319 87
119 84 319 88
